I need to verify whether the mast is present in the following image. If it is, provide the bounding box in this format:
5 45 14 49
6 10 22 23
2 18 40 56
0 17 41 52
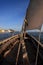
22 0 43 65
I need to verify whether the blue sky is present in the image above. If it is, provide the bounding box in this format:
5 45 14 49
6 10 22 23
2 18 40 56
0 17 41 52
0 0 30 31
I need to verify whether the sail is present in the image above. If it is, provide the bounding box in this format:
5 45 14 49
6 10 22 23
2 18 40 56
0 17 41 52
25 0 43 30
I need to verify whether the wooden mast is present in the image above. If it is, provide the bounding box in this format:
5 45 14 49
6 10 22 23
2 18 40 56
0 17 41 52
22 0 43 65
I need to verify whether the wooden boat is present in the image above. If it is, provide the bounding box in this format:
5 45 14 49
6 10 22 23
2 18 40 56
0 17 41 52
0 33 43 65
0 0 43 65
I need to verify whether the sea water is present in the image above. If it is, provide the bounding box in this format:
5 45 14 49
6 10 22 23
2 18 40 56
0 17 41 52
0 32 19 41
28 32 43 44
0 32 43 43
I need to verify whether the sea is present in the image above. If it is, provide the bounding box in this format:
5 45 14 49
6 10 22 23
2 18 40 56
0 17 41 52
28 32 43 44
0 32 19 41
0 32 43 44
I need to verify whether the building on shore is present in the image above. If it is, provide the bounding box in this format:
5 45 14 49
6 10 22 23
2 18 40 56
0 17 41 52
0 29 15 33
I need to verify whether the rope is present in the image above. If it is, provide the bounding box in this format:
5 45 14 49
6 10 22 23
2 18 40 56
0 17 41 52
35 30 41 65
15 43 21 65
35 44 39 65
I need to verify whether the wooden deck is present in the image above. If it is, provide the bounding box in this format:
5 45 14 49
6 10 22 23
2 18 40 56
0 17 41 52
0 33 43 65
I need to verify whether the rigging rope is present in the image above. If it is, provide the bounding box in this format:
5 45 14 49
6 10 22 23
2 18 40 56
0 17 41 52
35 30 41 65
15 43 21 65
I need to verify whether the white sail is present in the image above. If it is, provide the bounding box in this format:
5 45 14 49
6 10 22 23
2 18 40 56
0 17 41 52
25 0 43 30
